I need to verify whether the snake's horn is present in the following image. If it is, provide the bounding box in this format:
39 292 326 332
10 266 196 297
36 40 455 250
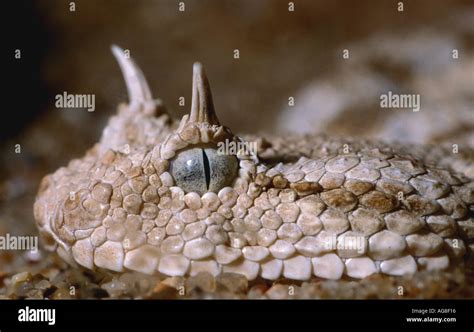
189 62 220 125
111 45 153 106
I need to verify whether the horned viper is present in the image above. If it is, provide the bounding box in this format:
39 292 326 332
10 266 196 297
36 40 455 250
33 46 473 282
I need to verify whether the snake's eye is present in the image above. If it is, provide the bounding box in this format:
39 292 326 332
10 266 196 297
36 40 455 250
170 147 239 195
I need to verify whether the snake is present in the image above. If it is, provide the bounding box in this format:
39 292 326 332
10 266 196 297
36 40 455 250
33 46 474 282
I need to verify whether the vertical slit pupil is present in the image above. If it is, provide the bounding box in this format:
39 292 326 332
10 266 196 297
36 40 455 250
202 149 211 189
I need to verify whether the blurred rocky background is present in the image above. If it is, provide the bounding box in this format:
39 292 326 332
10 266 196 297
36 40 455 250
1 0 473 297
